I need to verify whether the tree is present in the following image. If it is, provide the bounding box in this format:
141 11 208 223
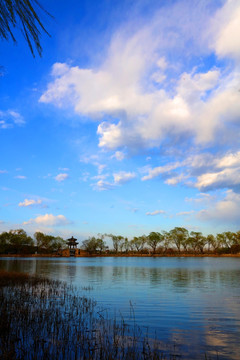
107 234 124 253
82 236 106 254
169 227 189 253
206 234 216 252
162 231 171 252
130 236 146 252
9 229 34 253
189 231 205 253
0 0 51 57
34 232 65 253
147 232 163 254
0 231 10 253
123 237 129 253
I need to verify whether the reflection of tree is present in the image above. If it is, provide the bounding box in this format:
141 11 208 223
67 262 77 281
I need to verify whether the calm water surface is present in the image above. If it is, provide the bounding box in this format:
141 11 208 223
1 256 240 359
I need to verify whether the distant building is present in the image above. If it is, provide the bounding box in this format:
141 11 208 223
60 236 89 257
66 236 78 256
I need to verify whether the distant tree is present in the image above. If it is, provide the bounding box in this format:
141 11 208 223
34 232 65 253
234 231 240 245
123 237 129 253
216 233 226 250
162 231 171 252
8 229 34 253
0 0 52 57
189 231 206 253
130 236 146 252
147 232 164 254
206 234 216 252
223 231 237 248
107 234 124 253
82 236 106 254
0 231 10 253
169 227 189 253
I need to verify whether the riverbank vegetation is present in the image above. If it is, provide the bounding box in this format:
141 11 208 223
0 270 184 359
0 228 240 256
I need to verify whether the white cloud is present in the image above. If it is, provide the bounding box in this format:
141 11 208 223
97 164 106 174
19 199 42 207
55 173 69 182
23 214 70 226
196 167 240 191
146 210 166 216
91 180 115 191
113 171 136 184
14 175 27 179
0 170 7 174
111 151 125 161
176 210 195 216
198 190 240 223
142 162 182 181
0 110 25 129
211 0 240 61
39 2 240 153
142 150 240 192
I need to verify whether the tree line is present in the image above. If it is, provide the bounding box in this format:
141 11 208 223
0 227 240 255
0 230 65 254
82 228 240 255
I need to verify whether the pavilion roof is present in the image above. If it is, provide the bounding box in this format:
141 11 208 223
66 236 78 245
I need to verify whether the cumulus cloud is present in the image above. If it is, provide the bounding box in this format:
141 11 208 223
40 1 240 154
19 199 42 207
113 171 136 184
0 110 25 129
55 173 69 182
23 214 70 226
146 210 166 216
211 0 240 61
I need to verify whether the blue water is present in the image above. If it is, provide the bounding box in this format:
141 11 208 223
1 256 240 359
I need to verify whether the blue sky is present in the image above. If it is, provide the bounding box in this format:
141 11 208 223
1 0 240 241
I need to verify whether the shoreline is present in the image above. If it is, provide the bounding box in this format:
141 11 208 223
0 253 240 258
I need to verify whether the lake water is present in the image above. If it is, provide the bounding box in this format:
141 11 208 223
1 256 240 359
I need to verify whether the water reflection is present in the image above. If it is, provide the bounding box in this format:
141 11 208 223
0 257 240 359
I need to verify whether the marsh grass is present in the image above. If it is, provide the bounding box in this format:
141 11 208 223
0 271 216 359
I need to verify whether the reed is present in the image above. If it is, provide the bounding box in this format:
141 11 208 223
0 271 215 359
